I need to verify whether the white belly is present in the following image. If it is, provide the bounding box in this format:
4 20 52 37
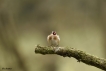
50 39 59 47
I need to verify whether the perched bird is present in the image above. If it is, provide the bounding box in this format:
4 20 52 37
47 31 60 47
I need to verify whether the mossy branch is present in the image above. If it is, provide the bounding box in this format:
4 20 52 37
35 45 106 70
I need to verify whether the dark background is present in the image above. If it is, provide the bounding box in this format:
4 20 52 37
0 0 106 71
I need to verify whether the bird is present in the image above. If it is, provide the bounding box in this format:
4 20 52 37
47 31 60 47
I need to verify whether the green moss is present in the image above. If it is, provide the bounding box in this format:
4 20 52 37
35 45 106 70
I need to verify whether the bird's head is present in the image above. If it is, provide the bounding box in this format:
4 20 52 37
52 31 56 35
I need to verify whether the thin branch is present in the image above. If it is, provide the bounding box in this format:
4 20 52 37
35 45 106 70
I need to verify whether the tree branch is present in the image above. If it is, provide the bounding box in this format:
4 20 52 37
35 45 106 70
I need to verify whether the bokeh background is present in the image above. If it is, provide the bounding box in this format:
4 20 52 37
0 0 106 71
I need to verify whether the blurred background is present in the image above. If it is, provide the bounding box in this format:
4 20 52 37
0 0 106 71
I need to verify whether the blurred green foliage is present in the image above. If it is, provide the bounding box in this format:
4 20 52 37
0 0 106 71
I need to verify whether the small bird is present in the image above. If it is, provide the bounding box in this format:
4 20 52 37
47 31 60 47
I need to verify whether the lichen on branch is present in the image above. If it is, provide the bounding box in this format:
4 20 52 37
35 44 106 70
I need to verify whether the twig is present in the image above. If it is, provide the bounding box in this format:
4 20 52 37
35 44 106 70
